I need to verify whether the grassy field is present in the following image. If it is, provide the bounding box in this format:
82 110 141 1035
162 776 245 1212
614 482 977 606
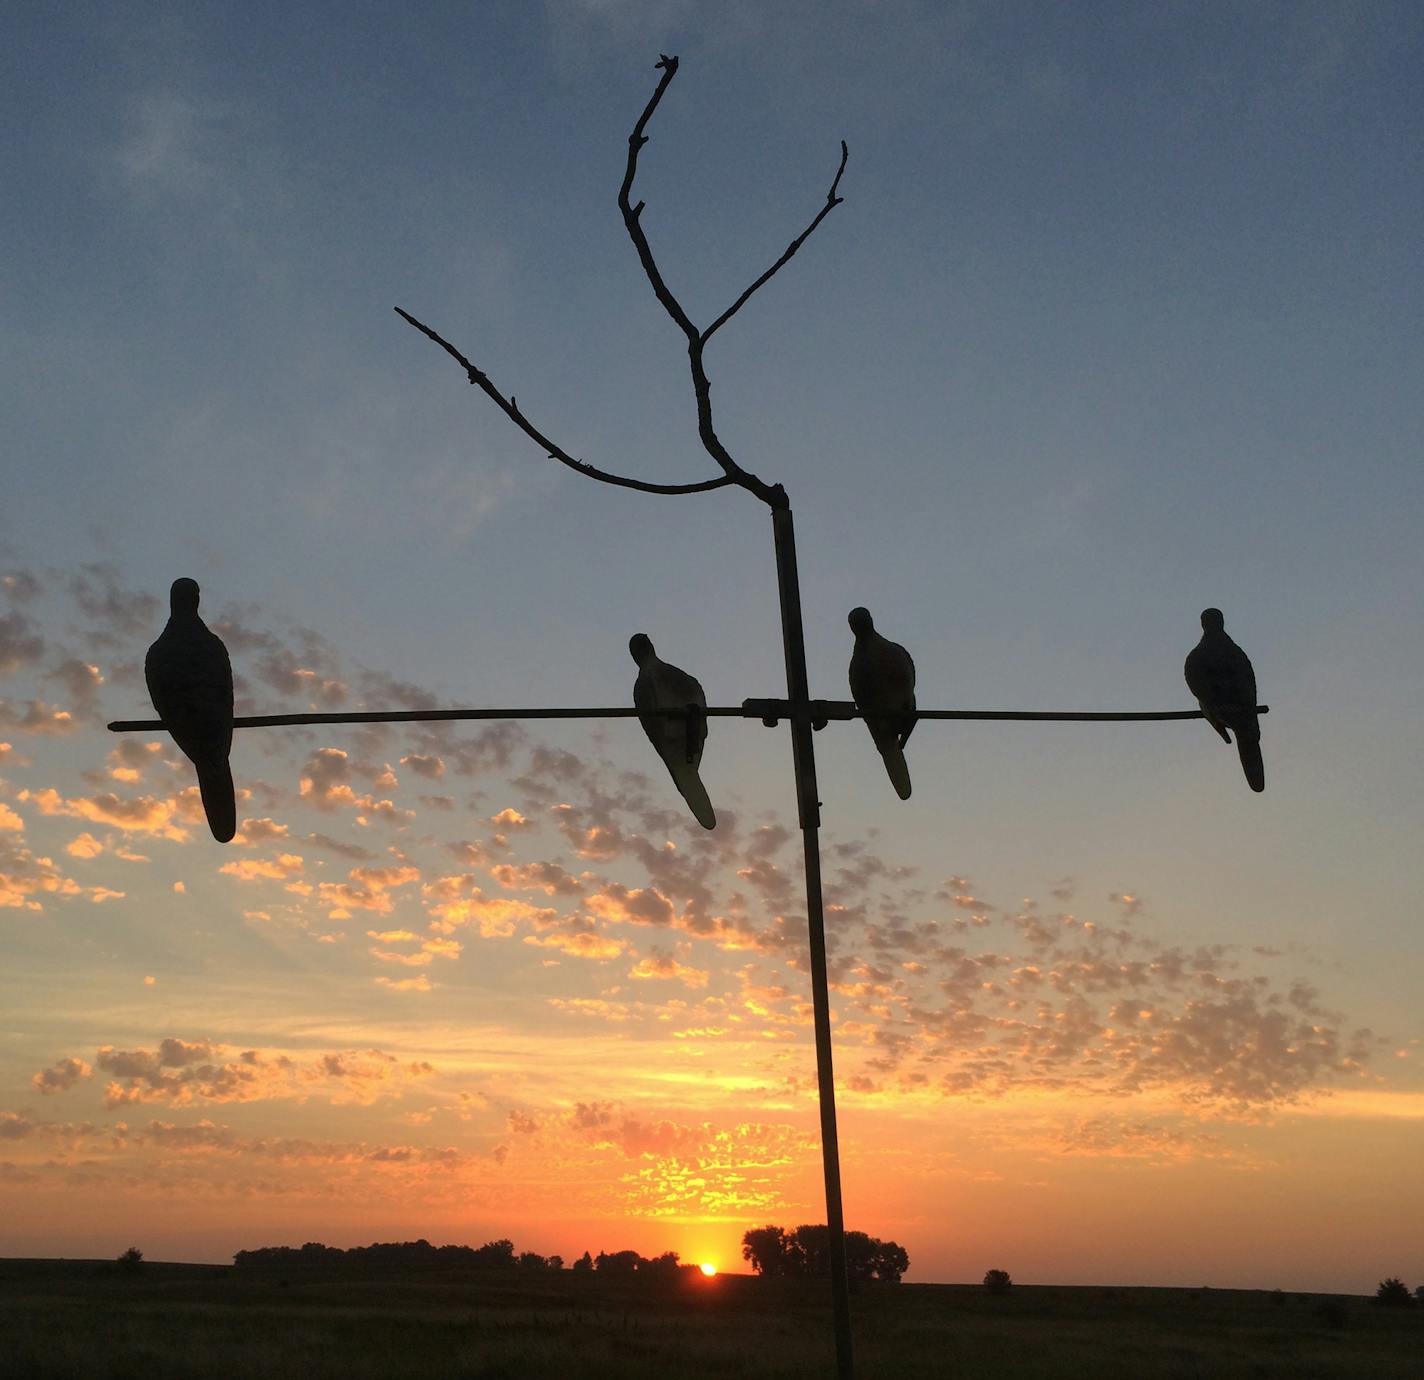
2 1258 1420 1379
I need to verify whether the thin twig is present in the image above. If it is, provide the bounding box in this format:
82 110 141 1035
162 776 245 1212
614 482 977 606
702 141 849 344
616 57 848 509
394 308 734 497
619 56 853 510
618 56 701 346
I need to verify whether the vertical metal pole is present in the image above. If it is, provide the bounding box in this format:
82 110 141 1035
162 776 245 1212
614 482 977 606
771 503 854 1380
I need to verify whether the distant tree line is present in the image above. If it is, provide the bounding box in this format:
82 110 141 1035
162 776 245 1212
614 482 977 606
572 1249 686 1279
232 1239 697 1279
740 1225 908 1283
233 1239 556 1272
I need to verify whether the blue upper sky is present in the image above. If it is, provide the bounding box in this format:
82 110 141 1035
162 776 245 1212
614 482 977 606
4 2 1422 1039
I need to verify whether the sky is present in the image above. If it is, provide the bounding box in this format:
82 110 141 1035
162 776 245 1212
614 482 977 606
2 1 1422 1291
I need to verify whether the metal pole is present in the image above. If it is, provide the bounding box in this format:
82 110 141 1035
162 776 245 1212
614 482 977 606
771 503 854 1380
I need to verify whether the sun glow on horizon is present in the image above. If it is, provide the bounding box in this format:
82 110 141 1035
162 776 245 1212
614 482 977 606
699 1262 717 1277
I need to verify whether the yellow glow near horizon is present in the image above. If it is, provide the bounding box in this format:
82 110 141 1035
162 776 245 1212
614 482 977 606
699 1262 717 1277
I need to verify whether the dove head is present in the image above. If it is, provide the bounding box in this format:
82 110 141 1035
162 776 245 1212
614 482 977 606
170 578 201 615
848 607 874 637
1200 608 1225 632
629 633 656 666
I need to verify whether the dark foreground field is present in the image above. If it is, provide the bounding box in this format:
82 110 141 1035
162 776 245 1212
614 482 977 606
2 1259 1420 1379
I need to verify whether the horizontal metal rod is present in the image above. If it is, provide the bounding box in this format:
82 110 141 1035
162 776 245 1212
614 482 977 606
106 701 1269 732
813 704 1271 723
108 707 738 731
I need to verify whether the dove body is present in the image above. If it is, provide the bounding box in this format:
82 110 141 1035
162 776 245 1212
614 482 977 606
146 578 237 841
848 606 916 800
630 633 716 829
1184 607 1264 793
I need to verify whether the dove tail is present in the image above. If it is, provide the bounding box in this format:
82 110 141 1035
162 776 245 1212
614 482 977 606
672 765 717 830
880 744 912 800
1236 732 1265 794
196 758 236 842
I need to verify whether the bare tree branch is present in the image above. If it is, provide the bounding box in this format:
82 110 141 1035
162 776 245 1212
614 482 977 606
398 55 844 513
617 55 847 510
618 56 701 349
394 307 735 497
701 140 848 344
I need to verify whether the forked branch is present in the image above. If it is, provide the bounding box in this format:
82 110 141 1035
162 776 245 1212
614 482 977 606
702 139 848 344
398 54 846 509
619 55 849 509
394 308 733 497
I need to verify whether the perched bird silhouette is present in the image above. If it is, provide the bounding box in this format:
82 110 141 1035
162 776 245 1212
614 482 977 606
1184 607 1264 793
145 578 236 841
848 606 916 800
630 633 715 829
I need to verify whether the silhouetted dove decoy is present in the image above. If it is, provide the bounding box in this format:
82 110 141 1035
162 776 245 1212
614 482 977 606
145 578 236 841
630 633 715 829
848 607 916 800
1184 607 1264 793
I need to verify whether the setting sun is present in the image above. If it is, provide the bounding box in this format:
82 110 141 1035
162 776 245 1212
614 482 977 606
699 1263 717 1277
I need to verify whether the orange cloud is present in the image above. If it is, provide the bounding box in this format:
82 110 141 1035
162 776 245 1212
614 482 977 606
32 1057 93 1094
0 700 78 736
315 864 420 918
104 740 167 784
423 874 557 937
587 884 676 927
21 786 188 841
91 1041 435 1108
491 861 586 896
220 854 305 882
523 930 628 961
298 748 353 809
1 839 83 910
233 817 290 846
630 950 710 989
375 974 433 993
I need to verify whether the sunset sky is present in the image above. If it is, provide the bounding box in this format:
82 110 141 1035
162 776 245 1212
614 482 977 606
2 3 1421 1291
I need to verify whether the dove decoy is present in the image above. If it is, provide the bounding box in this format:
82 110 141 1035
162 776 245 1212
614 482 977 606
145 578 237 841
1184 607 1264 793
848 606 916 800
630 633 715 829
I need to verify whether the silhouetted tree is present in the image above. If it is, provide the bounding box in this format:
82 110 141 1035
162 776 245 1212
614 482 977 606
117 1246 143 1273
742 1224 908 1282
789 1224 832 1277
984 1268 1012 1294
640 1251 681 1280
871 1239 909 1283
596 1249 641 1274
572 1251 593 1273
518 1251 547 1271
547 1255 564 1272
1376 1277 1412 1307
471 1238 516 1269
741 1226 791 1277
844 1231 875 1281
